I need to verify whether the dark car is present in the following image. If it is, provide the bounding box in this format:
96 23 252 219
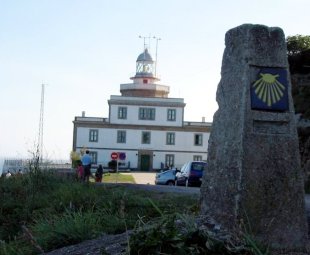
175 161 207 187
155 169 178 186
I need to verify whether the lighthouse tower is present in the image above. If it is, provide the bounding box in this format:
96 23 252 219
120 48 170 97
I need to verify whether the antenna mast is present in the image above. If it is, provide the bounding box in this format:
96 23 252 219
153 36 161 77
139 35 152 50
38 84 45 163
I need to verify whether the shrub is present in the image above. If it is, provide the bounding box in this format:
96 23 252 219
108 160 117 172
129 212 266 255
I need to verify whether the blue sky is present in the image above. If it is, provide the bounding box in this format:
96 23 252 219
0 0 309 163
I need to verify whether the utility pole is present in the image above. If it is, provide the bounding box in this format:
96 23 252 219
38 84 45 163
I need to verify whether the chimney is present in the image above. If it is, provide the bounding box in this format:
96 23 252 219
202 116 205 123
82 111 85 117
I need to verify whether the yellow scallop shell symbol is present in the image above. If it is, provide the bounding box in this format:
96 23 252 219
252 73 286 106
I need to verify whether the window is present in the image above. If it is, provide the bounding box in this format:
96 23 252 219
89 129 98 142
166 132 175 145
143 79 148 84
142 131 151 144
165 154 175 168
193 155 202 161
139 108 155 120
194 134 203 146
89 151 98 164
117 130 126 143
118 107 127 119
167 109 176 121
192 161 207 171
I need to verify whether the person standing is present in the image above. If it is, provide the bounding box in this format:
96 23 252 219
6 170 12 178
81 150 92 182
76 161 84 182
95 164 103 183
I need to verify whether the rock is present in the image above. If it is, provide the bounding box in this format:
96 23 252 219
200 24 308 252
44 231 132 255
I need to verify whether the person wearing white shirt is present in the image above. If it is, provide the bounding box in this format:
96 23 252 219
6 170 12 178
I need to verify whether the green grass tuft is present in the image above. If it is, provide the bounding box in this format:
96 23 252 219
101 173 136 183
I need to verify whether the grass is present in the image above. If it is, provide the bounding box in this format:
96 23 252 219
0 168 266 255
129 207 268 255
101 173 136 183
88 172 136 183
0 169 198 254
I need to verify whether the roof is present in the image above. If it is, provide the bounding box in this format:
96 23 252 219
137 48 154 62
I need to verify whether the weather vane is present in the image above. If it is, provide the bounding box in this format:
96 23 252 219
139 35 152 50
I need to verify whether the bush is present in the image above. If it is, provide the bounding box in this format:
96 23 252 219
108 160 117 172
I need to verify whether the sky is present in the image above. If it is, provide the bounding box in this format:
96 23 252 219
0 0 309 165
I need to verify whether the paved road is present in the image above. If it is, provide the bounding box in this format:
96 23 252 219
119 171 200 195
123 172 310 215
122 171 156 185
111 182 200 195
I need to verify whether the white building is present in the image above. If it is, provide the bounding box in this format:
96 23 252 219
72 48 211 171
2 158 28 173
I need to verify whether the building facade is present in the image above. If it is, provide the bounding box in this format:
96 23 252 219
72 48 211 171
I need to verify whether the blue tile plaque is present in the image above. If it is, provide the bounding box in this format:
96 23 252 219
251 68 289 111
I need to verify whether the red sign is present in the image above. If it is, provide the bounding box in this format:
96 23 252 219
111 152 118 160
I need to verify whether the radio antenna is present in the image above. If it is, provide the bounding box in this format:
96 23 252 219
37 84 45 163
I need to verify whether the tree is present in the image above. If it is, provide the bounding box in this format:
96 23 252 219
287 35 310 74
70 150 81 168
287 35 310 56
287 34 310 118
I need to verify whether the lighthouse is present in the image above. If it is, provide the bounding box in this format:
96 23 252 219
73 42 211 171
120 48 169 98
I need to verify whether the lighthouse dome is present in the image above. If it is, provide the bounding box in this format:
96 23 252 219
137 48 154 62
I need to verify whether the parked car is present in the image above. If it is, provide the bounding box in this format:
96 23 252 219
155 169 178 186
175 161 207 187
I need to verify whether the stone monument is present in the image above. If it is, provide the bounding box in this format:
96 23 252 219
200 24 308 251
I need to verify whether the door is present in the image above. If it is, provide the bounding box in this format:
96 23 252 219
140 154 150 171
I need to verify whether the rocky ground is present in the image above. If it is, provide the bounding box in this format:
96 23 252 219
45 231 131 255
